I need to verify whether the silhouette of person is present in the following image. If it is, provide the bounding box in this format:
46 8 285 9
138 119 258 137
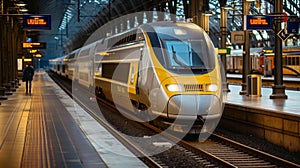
23 63 35 95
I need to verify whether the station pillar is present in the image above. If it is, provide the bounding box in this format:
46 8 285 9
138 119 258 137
190 0 202 26
270 0 287 99
0 17 3 87
220 6 230 92
239 0 252 95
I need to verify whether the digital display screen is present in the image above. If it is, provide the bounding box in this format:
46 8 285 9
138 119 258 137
246 15 273 30
23 42 46 49
23 15 51 30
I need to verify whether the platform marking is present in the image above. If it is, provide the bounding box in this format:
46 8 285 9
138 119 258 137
45 74 147 168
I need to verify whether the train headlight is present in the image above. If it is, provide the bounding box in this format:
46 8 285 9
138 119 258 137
166 84 183 92
206 84 218 92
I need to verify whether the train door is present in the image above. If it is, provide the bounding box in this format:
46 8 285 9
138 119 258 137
127 44 144 98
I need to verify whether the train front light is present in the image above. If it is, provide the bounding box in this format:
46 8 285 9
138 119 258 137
206 84 218 92
166 84 183 92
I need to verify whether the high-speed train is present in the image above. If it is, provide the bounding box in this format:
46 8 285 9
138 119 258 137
49 21 224 134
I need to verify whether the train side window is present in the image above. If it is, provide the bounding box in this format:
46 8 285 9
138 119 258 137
290 57 294 66
283 57 287 65
69 53 75 59
102 63 130 83
62 65 66 73
79 49 90 57
112 31 137 47
292 57 296 66
287 57 292 65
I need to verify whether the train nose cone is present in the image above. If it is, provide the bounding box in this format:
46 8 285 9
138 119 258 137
167 95 222 119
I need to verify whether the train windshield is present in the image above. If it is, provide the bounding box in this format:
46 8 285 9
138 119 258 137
143 23 216 74
162 39 215 71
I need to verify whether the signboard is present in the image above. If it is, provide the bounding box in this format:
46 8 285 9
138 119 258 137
282 13 288 22
277 29 290 41
23 42 46 49
231 31 244 44
218 48 231 54
29 49 38 54
287 20 299 34
24 58 32 62
23 15 51 30
35 54 42 58
246 15 273 30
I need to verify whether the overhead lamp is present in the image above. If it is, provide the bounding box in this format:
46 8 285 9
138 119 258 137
203 11 213 16
222 5 233 10
16 1 26 7
19 8 28 12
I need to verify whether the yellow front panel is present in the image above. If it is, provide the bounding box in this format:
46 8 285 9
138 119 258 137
144 33 222 98
128 62 139 94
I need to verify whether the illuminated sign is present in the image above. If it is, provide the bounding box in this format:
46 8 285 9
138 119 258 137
23 15 51 30
246 15 273 30
29 49 38 54
17 59 23 71
35 54 42 58
218 48 231 54
27 18 47 25
23 42 46 49
24 58 32 62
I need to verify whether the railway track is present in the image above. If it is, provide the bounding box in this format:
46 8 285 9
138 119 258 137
184 134 300 168
49 72 300 167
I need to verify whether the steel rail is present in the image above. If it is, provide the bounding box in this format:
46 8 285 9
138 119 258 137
211 133 300 168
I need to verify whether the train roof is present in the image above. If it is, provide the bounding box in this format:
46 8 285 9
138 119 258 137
140 21 206 38
62 21 210 59
49 55 68 62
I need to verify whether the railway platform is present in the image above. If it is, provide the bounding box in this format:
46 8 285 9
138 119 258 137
0 71 147 168
221 83 300 152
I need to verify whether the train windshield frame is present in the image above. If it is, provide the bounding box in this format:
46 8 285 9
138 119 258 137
151 25 216 74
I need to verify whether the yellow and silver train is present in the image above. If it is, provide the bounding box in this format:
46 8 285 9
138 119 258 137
50 21 224 134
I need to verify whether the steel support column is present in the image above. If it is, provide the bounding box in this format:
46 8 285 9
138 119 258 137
7 24 12 83
3 23 8 86
220 7 230 92
0 18 3 87
12 22 19 81
190 0 202 26
240 0 251 95
270 0 288 99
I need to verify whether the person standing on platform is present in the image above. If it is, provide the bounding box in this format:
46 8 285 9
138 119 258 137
23 63 35 95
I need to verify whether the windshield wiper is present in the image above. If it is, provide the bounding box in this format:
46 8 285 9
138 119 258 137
171 45 188 67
